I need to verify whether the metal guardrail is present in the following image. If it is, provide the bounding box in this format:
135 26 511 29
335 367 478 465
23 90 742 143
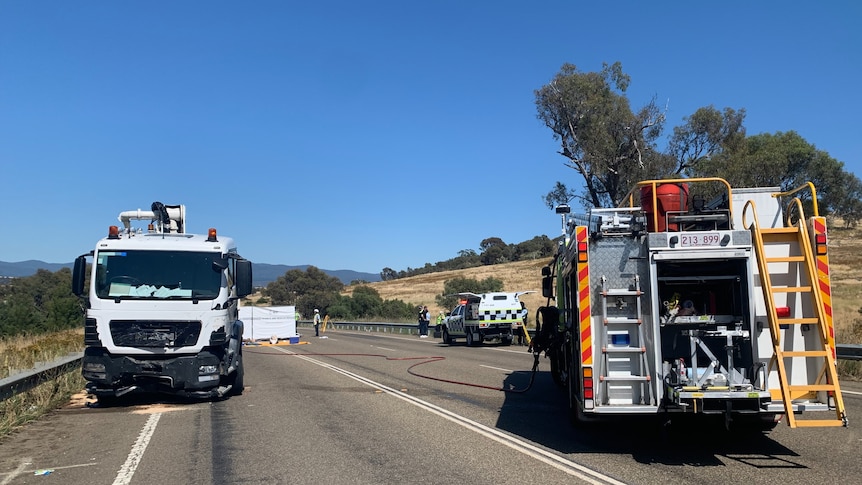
297 320 422 335
837 344 862 361
0 352 83 401
1 334 860 403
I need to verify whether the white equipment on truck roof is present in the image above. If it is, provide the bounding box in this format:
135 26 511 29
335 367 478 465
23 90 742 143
534 177 846 430
72 201 253 402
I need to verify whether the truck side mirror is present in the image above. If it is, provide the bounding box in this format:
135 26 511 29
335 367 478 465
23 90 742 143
542 275 553 299
72 255 88 297
235 259 253 297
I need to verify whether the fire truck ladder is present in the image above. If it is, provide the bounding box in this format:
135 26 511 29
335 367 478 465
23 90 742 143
598 275 654 406
749 205 846 428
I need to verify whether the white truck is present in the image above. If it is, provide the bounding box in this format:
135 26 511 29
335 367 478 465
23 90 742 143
535 178 847 430
440 291 532 346
72 202 253 402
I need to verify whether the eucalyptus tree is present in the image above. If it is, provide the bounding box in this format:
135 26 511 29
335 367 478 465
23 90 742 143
668 105 747 175
535 62 670 208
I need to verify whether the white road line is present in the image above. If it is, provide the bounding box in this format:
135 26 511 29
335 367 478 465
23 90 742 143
843 389 862 396
374 346 398 352
0 461 98 482
112 412 161 485
480 364 514 373
279 347 626 485
485 346 533 355
0 458 30 485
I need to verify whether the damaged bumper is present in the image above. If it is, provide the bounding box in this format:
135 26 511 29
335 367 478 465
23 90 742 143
82 347 230 398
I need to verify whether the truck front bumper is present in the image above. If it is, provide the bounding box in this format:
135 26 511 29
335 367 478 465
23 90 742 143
82 347 228 398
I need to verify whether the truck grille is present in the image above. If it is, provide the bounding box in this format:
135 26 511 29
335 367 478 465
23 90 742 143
109 320 202 348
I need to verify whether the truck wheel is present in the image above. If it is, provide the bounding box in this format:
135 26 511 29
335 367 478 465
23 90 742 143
442 328 452 345
231 355 245 396
466 332 475 347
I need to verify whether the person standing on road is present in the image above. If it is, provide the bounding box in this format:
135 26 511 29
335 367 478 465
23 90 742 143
418 305 430 338
518 302 528 346
435 310 445 337
313 309 321 337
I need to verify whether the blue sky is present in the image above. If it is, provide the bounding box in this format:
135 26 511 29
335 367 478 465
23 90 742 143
1 1 859 274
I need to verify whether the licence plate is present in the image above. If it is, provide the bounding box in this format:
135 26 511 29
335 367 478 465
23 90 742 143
680 232 722 247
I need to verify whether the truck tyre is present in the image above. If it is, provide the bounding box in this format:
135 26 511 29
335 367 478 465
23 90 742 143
442 328 452 345
466 331 475 347
230 355 245 396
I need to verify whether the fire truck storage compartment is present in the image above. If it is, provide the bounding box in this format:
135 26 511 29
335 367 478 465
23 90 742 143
641 183 689 232
656 257 755 382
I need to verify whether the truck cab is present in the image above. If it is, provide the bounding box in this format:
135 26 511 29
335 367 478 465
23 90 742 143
440 292 532 346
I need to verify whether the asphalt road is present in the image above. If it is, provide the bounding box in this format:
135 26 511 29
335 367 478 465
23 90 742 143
1 330 860 484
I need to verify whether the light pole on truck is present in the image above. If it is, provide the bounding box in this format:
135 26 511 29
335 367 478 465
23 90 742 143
555 204 571 245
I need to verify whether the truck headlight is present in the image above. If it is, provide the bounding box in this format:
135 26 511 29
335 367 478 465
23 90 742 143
83 362 106 373
199 365 218 375
82 362 107 380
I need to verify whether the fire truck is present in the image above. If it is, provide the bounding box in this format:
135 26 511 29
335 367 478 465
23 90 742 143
534 178 847 429
72 202 253 402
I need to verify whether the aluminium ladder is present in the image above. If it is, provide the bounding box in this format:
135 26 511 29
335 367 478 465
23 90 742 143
598 275 654 406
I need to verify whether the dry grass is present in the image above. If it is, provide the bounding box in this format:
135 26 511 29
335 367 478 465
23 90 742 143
0 370 85 438
0 329 84 379
825 221 862 378
824 222 862 344
0 329 85 439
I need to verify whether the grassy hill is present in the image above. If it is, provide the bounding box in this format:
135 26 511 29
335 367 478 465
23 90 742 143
342 258 550 320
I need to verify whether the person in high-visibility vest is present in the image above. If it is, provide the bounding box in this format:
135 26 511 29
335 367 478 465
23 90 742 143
518 302 528 346
435 311 445 338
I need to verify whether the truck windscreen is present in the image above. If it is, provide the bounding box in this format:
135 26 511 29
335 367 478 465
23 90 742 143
95 250 224 300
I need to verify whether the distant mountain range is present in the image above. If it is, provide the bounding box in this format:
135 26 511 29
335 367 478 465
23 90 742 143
0 260 380 287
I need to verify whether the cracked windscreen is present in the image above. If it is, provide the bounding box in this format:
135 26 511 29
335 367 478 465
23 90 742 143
95 250 225 300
